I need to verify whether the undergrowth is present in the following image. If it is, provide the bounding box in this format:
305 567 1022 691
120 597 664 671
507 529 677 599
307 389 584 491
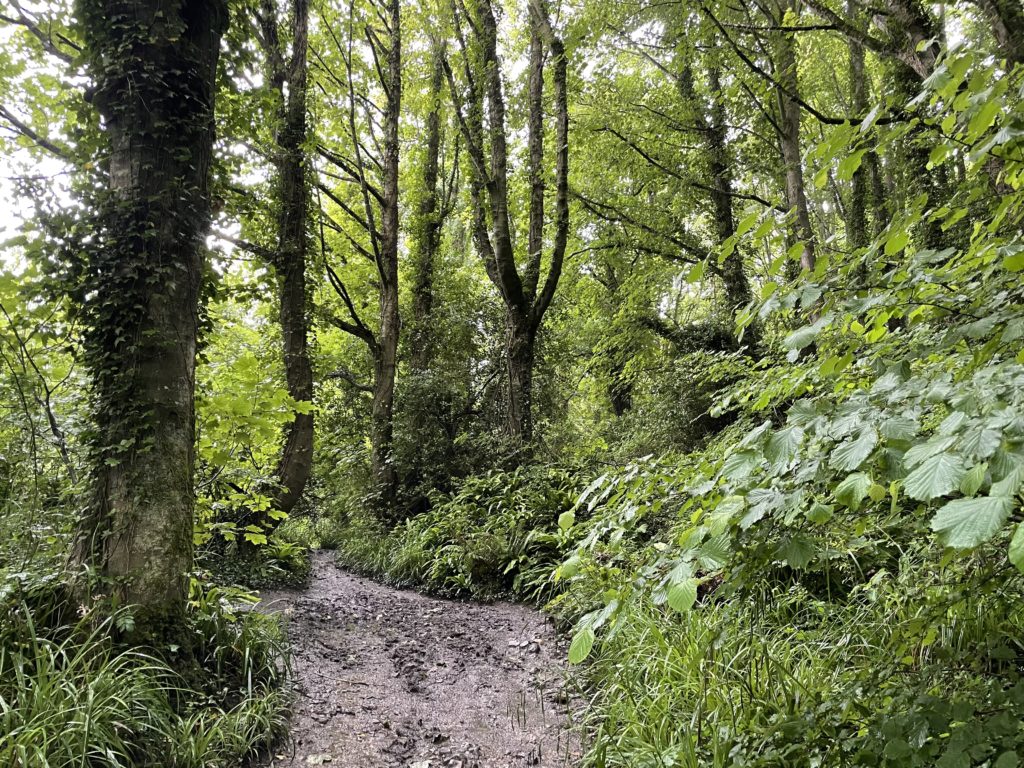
0 571 289 767
331 466 584 600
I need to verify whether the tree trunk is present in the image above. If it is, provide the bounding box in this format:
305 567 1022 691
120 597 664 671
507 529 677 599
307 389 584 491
445 0 568 450
72 0 228 632
775 7 816 274
847 0 869 253
410 48 445 374
706 68 752 312
371 0 402 513
271 0 313 515
506 318 536 444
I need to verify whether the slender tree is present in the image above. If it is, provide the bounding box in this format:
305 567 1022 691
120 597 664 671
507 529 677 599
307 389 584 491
253 0 314 516
773 0 817 275
317 0 402 513
71 0 229 631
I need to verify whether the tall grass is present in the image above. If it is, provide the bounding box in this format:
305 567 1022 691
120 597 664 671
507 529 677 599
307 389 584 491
575 561 1024 767
0 596 289 768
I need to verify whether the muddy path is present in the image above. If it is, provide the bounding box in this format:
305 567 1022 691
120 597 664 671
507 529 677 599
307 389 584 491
258 552 582 768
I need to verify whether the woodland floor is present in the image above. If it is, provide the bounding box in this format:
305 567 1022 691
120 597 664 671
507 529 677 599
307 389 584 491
257 551 582 768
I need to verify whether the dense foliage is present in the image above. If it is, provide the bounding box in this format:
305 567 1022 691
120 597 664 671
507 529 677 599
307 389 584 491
1 0 1023 764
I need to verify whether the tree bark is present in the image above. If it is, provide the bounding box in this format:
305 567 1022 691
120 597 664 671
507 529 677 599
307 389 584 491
410 47 445 374
774 3 816 274
847 0 869 253
370 0 402 511
973 0 1024 65
267 0 313 515
706 68 752 312
72 0 228 631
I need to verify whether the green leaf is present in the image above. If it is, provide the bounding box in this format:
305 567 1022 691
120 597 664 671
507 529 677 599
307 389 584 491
778 536 815 569
557 511 575 531
835 472 873 509
697 536 730 570
830 428 878 472
783 317 826 351
960 463 988 497
722 450 760 480
903 452 967 501
558 555 581 579
766 426 804 469
806 502 834 524
881 416 920 441
837 149 866 181
992 462 1024 496
930 495 1013 549
959 426 1002 459
967 99 999 138
903 435 957 468
568 627 595 664
884 228 909 256
667 578 699 613
1003 251 1024 272
1009 524 1024 574
735 210 760 236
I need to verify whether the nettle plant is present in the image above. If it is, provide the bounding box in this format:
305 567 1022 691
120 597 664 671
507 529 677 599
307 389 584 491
562 49 1024 662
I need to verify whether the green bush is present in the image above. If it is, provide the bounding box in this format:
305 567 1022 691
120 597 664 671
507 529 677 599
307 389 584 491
336 466 584 600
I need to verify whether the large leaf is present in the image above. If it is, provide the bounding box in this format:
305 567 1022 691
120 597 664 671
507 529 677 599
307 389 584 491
930 495 1013 548
667 578 699 613
903 452 966 501
568 627 596 664
766 426 804 469
777 536 816 569
902 435 956 468
1009 524 1024 573
835 472 873 509
830 428 878 471
722 450 760 480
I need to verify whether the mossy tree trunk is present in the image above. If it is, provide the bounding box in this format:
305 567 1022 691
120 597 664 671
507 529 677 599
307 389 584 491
257 0 314 516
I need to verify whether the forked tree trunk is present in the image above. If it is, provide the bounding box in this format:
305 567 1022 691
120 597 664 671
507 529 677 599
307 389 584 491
72 0 228 631
410 48 445 375
445 0 568 451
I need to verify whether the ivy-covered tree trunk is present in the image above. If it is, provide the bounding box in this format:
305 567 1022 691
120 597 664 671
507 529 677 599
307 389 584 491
847 0 869 253
706 70 752 312
975 0 1024 65
71 0 228 631
506 317 536 445
269 0 313 515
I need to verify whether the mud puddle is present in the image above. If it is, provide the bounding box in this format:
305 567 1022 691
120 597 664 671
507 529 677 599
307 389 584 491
259 551 581 767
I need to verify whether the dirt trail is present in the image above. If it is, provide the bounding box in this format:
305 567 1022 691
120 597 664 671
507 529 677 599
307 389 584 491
259 551 581 768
